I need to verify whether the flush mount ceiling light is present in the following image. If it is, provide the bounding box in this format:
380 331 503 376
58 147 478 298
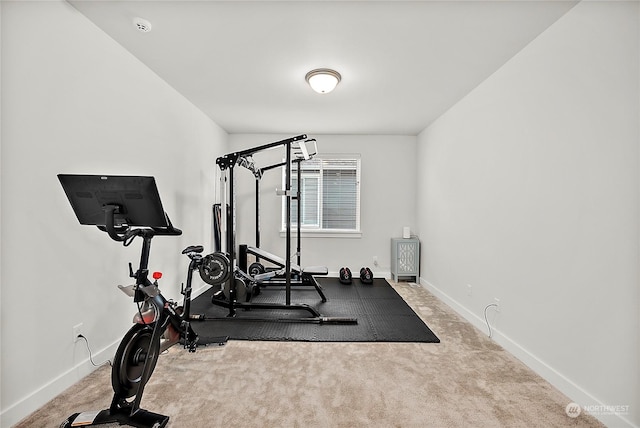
305 68 341 94
133 17 152 33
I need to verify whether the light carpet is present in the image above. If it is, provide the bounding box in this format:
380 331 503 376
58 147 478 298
14 282 604 428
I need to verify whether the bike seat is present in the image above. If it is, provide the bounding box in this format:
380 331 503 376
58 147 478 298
182 245 204 254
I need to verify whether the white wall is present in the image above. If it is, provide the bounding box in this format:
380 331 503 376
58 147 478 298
229 134 416 276
0 1 4 418
416 2 639 427
0 1 227 426
4 1 637 427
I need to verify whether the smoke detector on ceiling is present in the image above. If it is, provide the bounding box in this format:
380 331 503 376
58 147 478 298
133 17 152 33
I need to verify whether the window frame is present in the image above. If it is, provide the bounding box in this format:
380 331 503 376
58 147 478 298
281 153 362 238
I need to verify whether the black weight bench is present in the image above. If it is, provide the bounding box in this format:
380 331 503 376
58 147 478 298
240 245 328 302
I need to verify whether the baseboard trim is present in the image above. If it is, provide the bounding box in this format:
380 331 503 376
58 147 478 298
191 275 394 291
1 340 120 428
10 279 631 428
328 270 391 280
2 285 214 428
191 283 211 300
420 277 638 428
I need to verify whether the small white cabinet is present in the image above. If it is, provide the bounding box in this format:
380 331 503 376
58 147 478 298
390 237 420 282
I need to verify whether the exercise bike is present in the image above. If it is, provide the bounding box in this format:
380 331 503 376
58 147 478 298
58 174 226 428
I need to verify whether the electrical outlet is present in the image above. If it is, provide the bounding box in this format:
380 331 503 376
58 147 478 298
467 284 472 296
73 323 84 342
493 298 500 312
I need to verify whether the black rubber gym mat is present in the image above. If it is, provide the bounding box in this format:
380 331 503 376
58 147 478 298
188 278 440 343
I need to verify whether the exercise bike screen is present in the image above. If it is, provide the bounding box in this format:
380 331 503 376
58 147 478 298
58 174 169 228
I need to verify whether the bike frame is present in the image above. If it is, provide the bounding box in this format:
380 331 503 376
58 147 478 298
63 208 195 428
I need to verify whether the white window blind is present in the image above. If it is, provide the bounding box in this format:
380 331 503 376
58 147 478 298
284 155 361 233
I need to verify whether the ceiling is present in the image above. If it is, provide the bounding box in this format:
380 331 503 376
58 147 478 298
68 0 578 136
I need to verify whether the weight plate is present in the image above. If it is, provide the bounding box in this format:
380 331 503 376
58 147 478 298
223 277 248 302
199 252 231 286
248 262 265 277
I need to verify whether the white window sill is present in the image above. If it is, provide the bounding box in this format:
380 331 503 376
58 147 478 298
279 230 362 239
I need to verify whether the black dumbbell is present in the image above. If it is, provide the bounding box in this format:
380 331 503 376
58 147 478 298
339 267 352 285
360 267 373 284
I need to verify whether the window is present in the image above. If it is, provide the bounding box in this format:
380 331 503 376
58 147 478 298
283 155 361 234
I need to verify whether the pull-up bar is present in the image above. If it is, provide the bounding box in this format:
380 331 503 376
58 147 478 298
216 134 307 171
216 135 317 174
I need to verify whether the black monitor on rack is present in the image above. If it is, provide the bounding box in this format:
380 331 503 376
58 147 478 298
58 174 169 229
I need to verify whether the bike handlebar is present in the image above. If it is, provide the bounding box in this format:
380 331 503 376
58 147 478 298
99 205 182 243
